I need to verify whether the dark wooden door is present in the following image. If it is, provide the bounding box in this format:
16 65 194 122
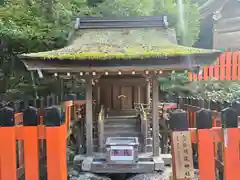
120 86 133 109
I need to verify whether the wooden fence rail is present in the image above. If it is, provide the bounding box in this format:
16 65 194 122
0 93 85 180
171 97 240 180
0 105 68 180
176 96 233 129
188 51 240 81
171 127 240 180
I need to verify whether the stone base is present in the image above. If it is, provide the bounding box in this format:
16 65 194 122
73 153 166 174
161 154 172 166
153 156 164 171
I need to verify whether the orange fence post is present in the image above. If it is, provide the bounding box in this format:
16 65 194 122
209 65 213 79
45 106 67 180
193 73 197 81
198 129 215 180
195 109 215 180
188 72 193 81
203 67 208 80
220 53 226 80
214 59 220 80
23 107 40 180
223 128 240 180
225 52 232 80
232 52 237 80
0 107 17 180
237 52 240 80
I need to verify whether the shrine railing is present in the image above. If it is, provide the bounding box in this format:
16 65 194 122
176 96 232 129
170 97 240 180
0 94 84 180
188 51 240 81
171 127 240 180
98 105 105 152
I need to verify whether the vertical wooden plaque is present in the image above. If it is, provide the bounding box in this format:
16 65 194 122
172 131 194 179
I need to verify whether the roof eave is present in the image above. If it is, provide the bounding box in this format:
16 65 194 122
21 52 222 72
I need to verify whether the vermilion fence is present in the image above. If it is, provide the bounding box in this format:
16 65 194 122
171 97 240 180
0 95 85 180
188 52 240 81
171 128 240 180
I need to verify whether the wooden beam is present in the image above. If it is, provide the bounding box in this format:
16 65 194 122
152 76 160 156
86 76 93 156
137 86 141 103
97 85 100 105
146 79 151 104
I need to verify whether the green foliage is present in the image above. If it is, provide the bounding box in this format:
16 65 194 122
152 0 200 46
0 0 201 101
94 0 200 46
159 71 192 96
0 0 92 52
159 72 240 103
93 0 154 16
186 80 240 103
0 0 92 100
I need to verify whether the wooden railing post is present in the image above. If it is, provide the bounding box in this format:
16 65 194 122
196 109 215 180
0 107 17 180
223 128 240 180
177 96 183 109
45 106 67 180
221 105 240 180
23 106 40 180
141 105 148 153
98 106 104 153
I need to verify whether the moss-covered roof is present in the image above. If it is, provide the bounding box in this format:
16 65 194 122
21 28 219 60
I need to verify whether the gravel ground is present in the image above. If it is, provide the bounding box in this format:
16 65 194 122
67 148 201 180
68 167 174 180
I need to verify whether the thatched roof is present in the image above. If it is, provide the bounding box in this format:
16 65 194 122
21 28 219 61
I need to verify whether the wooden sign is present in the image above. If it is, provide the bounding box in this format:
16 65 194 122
172 131 194 179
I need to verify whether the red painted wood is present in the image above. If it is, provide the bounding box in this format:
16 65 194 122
214 59 220 80
225 52 232 80
209 65 213 79
188 52 240 81
220 53 226 80
232 52 237 80
203 67 208 80
238 52 240 80
188 72 193 81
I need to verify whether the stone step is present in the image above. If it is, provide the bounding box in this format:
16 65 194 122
105 115 137 120
104 129 138 136
104 132 140 141
104 124 138 132
107 110 136 117
104 130 140 137
104 118 138 125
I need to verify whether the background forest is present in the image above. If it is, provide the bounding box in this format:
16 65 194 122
0 0 239 103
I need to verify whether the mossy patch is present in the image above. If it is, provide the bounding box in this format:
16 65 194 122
21 28 219 60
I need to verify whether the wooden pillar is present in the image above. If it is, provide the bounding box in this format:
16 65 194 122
86 77 93 156
137 86 141 103
152 76 159 156
97 85 100 105
146 79 151 104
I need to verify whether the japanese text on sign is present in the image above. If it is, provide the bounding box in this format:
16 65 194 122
172 131 194 179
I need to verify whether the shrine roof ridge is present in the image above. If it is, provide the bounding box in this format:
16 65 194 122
74 16 168 30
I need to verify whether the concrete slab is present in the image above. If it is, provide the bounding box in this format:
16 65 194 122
153 156 165 171
161 154 172 166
